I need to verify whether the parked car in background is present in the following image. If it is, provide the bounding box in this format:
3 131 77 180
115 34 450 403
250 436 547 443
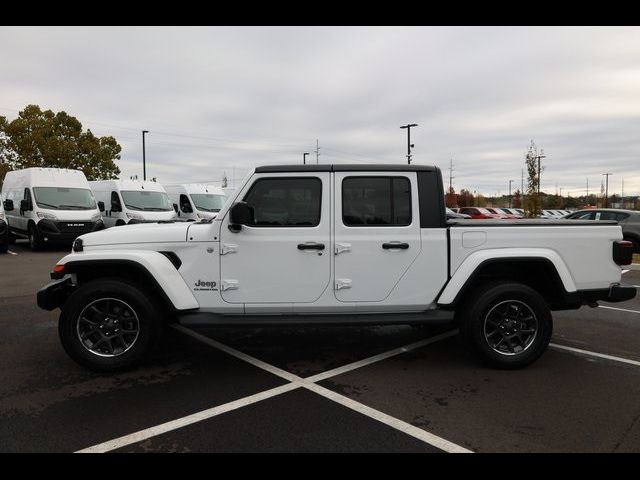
446 208 470 219
490 208 522 219
565 208 640 252
0 200 8 253
459 207 503 219
1 168 103 250
500 208 524 218
164 183 227 222
90 180 177 227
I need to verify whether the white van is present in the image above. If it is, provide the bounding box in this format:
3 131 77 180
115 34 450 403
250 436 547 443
1 168 103 250
90 179 176 228
163 183 227 222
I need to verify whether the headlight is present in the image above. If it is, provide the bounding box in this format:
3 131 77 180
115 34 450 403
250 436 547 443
91 212 102 222
37 211 58 220
126 212 144 221
0 211 5 221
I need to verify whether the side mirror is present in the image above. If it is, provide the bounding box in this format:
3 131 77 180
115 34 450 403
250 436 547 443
111 201 122 213
173 203 179 213
98 201 105 212
3 199 14 211
228 202 254 232
20 199 32 212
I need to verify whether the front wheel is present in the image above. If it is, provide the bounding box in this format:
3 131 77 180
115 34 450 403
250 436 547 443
459 282 552 369
28 224 44 251
58 279 163 372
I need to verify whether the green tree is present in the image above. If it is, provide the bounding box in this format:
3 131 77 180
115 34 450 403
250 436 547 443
524 140 544 217
0 104 121 182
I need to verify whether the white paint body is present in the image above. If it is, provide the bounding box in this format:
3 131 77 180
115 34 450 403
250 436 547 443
163 183 228 222
1 168 101 239
89 180 176 227
54 168 625 315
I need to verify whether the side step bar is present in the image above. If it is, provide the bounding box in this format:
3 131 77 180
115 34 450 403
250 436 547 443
177 309 456 327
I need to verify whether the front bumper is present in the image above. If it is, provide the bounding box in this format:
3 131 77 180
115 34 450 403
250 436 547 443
37 277 75 311
579 284 637 305
37 219 103 242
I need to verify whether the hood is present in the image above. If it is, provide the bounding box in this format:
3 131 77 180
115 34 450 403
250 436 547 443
79 221 190 247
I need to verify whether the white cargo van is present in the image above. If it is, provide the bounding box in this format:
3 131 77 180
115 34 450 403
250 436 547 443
163 183 227 221
1 168 103 250
89 180 176 228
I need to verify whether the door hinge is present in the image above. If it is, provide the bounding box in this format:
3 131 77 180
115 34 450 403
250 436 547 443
221 279 239 291
335 278 352 290
335 243 352 255
220 243 238 255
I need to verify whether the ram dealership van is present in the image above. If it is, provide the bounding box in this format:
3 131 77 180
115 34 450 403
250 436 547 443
90 180 177 228
163 183 227 221
0 199 8 253
1 168 103 250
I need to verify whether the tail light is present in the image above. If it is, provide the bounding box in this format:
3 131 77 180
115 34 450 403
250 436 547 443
613 240 634 266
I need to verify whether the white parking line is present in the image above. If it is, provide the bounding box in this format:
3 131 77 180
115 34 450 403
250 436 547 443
77 326 469 454
7 250 17 255
304 382 471 453
598 305 640 315
306 329 458 383
550 343 640 368
76 383 301 453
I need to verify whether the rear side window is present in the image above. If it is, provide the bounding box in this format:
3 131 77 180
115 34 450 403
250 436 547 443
242 177 322 227
342 176 411 226
599 211 629 221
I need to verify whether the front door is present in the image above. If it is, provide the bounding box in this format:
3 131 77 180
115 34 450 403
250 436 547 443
219 172 331 305
333 172 421 302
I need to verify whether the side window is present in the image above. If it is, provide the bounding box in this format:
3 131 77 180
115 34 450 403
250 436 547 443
24 188 31 201
575 211 594 220
342 176 411 226
111 191 120 206
242 177 322 227
179 194 193 213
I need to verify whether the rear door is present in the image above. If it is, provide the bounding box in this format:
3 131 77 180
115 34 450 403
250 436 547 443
333 172 421 302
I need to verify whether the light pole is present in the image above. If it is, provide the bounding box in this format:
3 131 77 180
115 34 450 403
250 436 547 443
509 180 514 208
603 173 612 207
303 152 310 165
400 123 418 164
142 130 149 181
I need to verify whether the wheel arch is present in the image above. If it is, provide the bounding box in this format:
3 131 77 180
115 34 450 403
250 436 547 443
438 252 579 310
53 250 199 312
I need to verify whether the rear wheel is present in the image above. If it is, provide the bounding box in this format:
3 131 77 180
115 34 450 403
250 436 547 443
0 231 8 253
459 282 552 369
58 279 163 372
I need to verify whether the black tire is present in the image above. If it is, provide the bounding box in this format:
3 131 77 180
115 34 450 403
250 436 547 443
459 281 552 369
58 279 163 372
8 230 16 245
28 223 44 251
0 233 8 253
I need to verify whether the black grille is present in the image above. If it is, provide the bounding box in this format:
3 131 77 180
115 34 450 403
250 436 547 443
55 221 96 235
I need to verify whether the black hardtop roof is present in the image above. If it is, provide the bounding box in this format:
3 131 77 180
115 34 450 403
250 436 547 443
254 164 438 173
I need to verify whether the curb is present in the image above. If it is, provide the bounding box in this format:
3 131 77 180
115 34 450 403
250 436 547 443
627 264 640 271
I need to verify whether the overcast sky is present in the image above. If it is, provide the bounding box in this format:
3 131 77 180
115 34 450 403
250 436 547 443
1 26 639 196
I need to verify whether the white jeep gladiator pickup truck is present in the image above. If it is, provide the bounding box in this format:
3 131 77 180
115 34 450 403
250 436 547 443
37 164 636 371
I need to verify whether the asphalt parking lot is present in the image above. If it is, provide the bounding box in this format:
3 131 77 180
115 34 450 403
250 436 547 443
1 241 639 452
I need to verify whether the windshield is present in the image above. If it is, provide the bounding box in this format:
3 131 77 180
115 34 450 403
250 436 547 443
191 194 227 212
121 190 172 211
33 187 97 210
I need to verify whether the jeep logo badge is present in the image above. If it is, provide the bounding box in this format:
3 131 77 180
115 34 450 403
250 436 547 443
194 279 218 291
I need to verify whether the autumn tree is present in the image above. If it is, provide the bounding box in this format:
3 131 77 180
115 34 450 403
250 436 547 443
0 104 121 183
457 189 474 207
445 186 457 208
524 140 544 217
512 189 522 208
